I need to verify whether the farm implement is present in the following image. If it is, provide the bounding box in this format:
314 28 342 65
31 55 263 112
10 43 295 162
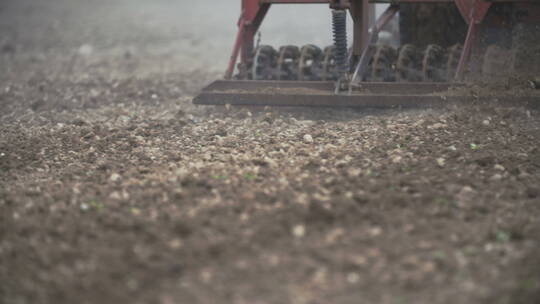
194 0 540 108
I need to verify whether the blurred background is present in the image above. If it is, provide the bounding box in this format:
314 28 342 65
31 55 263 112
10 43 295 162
0 0 339 78
0 0 390 80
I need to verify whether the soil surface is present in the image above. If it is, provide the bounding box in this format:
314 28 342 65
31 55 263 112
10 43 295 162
1 1 540 304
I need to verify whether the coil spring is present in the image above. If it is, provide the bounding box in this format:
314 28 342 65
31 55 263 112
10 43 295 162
332 10 348 76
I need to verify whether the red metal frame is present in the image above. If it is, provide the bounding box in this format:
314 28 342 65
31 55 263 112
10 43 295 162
226 0 328 79
224 0 538 80
351 4 400 85
454 0 492 79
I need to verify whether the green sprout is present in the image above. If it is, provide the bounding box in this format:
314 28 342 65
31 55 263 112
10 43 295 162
433 250 447 260
434 197 451 205
81 200 104 212
244 173 256 180
495 230 511 243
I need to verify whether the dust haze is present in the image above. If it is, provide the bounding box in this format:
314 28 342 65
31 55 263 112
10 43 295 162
1 0 336 78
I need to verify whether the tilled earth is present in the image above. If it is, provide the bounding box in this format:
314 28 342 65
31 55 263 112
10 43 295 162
1 1 540 304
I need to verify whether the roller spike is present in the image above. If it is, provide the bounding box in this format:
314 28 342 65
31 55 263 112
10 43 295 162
370 45 398 82
276 45 300 81
396 44 422 82
422 44 447 82
251 45 277 80
298 44 323 81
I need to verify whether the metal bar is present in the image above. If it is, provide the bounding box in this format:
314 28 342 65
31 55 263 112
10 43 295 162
194 92 447 108
454 0 491 80
201 80 462 94
262 0 452 3
370 0 453 2
371 0 537 2
225 17 246 79
351 4 399 85
260 0 537 3
349 0 370 58
240 2 271 68
455 20 476 80
260 0 329 3
194 92 539 109
251 4 271 33
370 0 452 2
194 80 539 109
484 0 539 2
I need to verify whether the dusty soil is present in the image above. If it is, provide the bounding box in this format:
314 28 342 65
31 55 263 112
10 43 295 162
1 1 540 304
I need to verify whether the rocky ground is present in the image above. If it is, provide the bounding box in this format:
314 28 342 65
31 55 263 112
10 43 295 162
1 1 540 304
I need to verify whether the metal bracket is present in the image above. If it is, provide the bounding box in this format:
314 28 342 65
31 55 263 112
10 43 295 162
349 4 399 87
330 0 351 10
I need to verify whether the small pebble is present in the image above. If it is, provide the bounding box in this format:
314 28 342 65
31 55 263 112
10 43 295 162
436 158 446 167
429 123 446 130
109 173 121 182
490 174 503 181
347 272 360 284
78 44 93 56
391 155 402 164
494 164 505 171
303 134 314 143
169 239 183 249
292 225 306 238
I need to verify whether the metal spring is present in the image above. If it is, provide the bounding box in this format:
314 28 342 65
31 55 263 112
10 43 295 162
332 10 348 76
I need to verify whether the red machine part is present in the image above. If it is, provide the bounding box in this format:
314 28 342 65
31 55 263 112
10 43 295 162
225 0 538 81
225 0 368 79
454 0 492 79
